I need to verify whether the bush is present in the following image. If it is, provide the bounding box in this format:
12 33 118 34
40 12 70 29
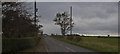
2 37 41 52
58 36 64 38
63 36 67 40
67 36 74 41
73 36 82 42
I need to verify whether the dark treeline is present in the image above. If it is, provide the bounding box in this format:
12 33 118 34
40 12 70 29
2 2 42 38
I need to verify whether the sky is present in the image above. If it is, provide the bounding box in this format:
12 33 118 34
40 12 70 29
0 0 119 36
0 2 118 36
1 0 120 2
5 0 119 2
26 2 118 35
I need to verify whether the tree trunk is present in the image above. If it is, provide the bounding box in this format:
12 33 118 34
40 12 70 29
61 28 65 36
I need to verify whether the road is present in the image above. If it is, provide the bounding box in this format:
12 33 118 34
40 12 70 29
44 37 98 52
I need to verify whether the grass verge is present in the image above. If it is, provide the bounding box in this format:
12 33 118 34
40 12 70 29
2 37 41 52
20 37 47 52
50 36 118 52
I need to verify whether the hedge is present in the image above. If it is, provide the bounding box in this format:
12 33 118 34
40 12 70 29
51 36 82 42
2 37 41 52
73 36 82 42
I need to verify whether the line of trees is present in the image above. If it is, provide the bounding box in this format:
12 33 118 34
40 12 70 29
2 2 42 38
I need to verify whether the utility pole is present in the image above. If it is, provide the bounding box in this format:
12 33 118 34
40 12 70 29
70 6 72 35
34 0 37 36
34 0 37 25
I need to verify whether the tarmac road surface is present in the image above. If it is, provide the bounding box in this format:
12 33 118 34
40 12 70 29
44 36 99 53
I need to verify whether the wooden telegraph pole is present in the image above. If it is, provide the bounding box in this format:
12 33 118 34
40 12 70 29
70 6 72 35
34 0 37 36
34 0 37 25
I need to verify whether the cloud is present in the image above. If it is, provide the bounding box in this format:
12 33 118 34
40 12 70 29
33 2 118 35
16 0 120 2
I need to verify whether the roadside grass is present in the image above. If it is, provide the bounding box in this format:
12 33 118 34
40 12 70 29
50 36 118 52
20 37 47 52
80 37 118 52
2 36 41 52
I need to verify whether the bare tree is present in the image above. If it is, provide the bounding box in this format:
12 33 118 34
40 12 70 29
53 12 74 36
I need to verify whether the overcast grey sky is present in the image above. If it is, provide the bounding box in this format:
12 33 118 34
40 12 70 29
28 2 118 35
2 0 119 2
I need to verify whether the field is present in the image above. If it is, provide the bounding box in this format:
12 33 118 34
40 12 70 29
50 36 119 52
79 37 118 52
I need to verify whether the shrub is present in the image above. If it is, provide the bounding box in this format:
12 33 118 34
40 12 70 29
63 36 67 40
67 36 74 41
73 36 82 42
55 36 64 39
